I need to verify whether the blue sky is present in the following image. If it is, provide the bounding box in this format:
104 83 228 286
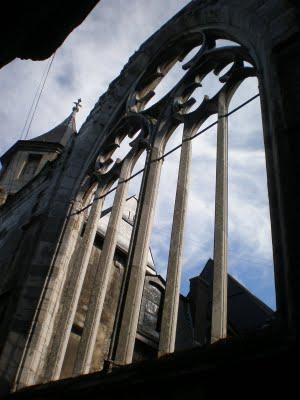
0 0 275 309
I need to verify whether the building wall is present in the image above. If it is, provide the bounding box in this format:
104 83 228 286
0 170 51 350
59 236 195 378
0 147 61 196
60 241 126 378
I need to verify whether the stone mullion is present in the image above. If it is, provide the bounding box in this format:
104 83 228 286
158 128 192 356
12 196 84 389
211 92 228 343
73 160 133 375
44 185 106 381
114 146 163 365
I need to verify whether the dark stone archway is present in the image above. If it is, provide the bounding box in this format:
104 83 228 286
0 0 100 68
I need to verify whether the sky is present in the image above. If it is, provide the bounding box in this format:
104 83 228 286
0 0 275 309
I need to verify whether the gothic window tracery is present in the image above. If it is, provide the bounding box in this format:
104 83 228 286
62 29 272 377
85 30 261 362
91 31 256 204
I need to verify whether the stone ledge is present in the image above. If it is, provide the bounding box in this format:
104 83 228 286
5 332 295 399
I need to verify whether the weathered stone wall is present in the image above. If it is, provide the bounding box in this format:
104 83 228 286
59 241 126 378
0 141 84 392
58 239 192 378
0 168 54 392
90 252 125 373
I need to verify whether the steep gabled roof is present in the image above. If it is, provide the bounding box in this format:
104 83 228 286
189 259 274 335
0 112 77 167
30 113 76 146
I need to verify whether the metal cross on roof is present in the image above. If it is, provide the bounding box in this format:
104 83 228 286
73 98 82 112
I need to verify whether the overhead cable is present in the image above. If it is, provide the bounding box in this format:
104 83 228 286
71 92 260 216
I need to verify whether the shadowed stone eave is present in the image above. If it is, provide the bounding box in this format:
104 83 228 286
5 332 293 399
0 140 65 167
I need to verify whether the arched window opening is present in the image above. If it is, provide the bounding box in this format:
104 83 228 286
143 44 206 110
126 151 146 200
57 30 277 379
111 129 141 162
180 45 202 65
227 77 275 310
215 39 240 48
181 116 218 294
150 125 182 277
144 62 188 109
176 74 275 347
109 32 276 360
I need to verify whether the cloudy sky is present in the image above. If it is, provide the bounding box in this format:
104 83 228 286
0 0 275 309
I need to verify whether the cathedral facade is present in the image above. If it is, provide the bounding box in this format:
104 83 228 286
0 0 298 396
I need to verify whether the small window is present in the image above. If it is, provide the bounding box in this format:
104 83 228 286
142 283 164 333
20 154 42 177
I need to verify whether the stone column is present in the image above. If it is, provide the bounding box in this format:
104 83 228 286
10 196 84 390
73 159 133 375
44 185 106 380
114 146 163 365
158 128 192 356
211 92 228 343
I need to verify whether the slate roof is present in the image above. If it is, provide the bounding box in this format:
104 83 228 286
30 113 76 146
0 113 77 165
191 259 274 335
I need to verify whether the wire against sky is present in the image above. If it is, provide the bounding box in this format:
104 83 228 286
5 53 56 195
23 53 56 140
71 93 260 217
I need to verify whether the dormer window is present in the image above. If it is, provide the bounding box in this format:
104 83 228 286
20 153 42 178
